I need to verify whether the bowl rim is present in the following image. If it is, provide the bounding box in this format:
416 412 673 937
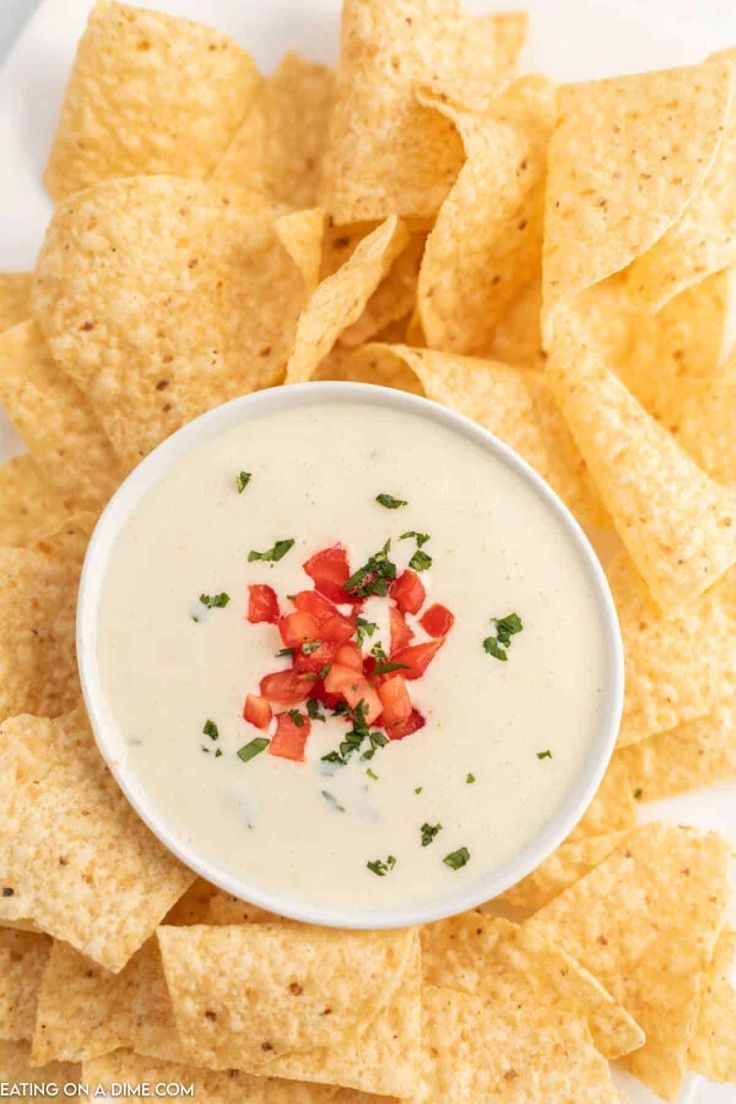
77 380 624 929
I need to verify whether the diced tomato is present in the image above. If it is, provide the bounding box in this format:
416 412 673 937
278 610 321 648
363 654 377 678
389 606 414 654
247 584 279 624
269 711 311 761
259 670 315 705
390 569 425 615
292 639 337 674
303 545 360 604
390 639 444 680
320 612 356 644
335 642 363 671
292 589 338 624
387 708 426 740
377 675 412 726
311 677 342 711
420 603 455 638
324 665 382 723
243 693 272 730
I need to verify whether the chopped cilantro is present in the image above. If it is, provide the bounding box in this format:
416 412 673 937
307 699 326 722
214 748 223 758
237 737 269 762
200 745 210 754
367 855 397 877
344 540 397 598
370 641 387 660
301 640 322 655
399 531 430 547
288 709 305 727
236 471 252 494
248 538 295 564
443 847 470 870
321 790 345 813
202 719 219 741
536 749 552 760
373 660 409 675
483 612 523 661
318 663 331 680
276 647 296 658
421 822 443 847
414 786 423 795
409 548 432 572
199 592 230 609
376 493 408 509
466 772 476 784
356 617 378 647
321 702 387 765
321 751 344 765
366 768 379 780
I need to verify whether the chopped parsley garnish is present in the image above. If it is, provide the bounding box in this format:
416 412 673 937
399 531 431 547
277 647 296 657
356 617 378 647
443 847 470 870
408 548 432 572
373 660 409 675
370 641 387 660
376 493 408 509
248 538 295 564
236 471 252 494
215 748 223 758
288 709 305 727
199 592 230 609
536 749 552 760
414 786 423 795
421 822 443 847
366 768 379 781
318 663 331 679
320 702 387 765
321 790 345 813
201 745 210 754
466 773 476 784
483 612 523 661
301 640 322 655
202 719 219 741
367 855 397 877
344 540 397 598
237 737 269 762
307 698 326 722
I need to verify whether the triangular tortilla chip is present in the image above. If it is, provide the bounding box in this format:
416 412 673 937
0 928 50 1043
275 210 326 296
688 926 736 1083
340 233 426 347
0 457 71 548
568 758 637 841
0 274 32 334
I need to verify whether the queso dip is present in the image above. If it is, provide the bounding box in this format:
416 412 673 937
95 399 608 913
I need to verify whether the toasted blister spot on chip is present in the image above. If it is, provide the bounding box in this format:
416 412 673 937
0 274 33 334
33 177 310 470
547 318 736 610
526 823 732 1102
688 926 736 1083
0 322 122 509
213 54 335 209
489 831 631 918
418 76 556 354
0 710 195 973
43 1 262 201
567 758 637 841
610 551 736 746
542 59 733 341
340 233 426 347
285 217 409 384
0 928 50 1043
82 1049 267 1104
411 986 621 1103
420 913 644 1059
157 923 421 1097
275 210 326 296
319 0 525 223
615 697 736 800
0 456 72 549
0 1039 79 1088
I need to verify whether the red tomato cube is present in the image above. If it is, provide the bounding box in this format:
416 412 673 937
247 584 279 624
269 711 311 761
243 693 272 730
259 670 315 705
389 606 414 654
420 604 455 638
387 708 426 740
324 665 382 723
335 642 363 671
390 639 444 680
390 569 425 615
278 610 321 648
293 589 338 624
303 545 361 604
320 612 357 644
292 639 337 674
377 675 412 726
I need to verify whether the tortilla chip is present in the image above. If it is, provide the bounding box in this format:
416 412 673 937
659 375 736 484
340 233 426 347
0 1039 78 1088
616 697 736 800
157 923 421 1097
276 211 326 296
411 986 620 1103
688 926 736 1083
0 456 71 548
547 321 736 610
0 709 195 972
527 823 732 1101
285 218 409 383
44 1 261 201
542 59 732 340
213 54 335 209
418 76 555 354
421 913 644 1059
610 551 736 746
490 831 631 917
488 278 546 370
0 321 121 509
83 1049 266 1103
316 342 422 392
568 758 637 841
0 275 32 333
33 177 309 470
0 929 50 1043
320 1 524 223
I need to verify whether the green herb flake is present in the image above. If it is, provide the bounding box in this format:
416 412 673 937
276 647 296 658
408 548 432 573
373 660 409 675
366 768 379 781
202 719 219 741
367 855 397 877
356 617 378 647
443 847 470 870
344 540 397 598
301 640 322 655
421 822 443 847
237 737 269 763
466 773 476 784
318 663 331 680
414 786 423 795
248 538 295 564
536 749 552 760
370 641 387 661
307 698 326 722
399 531 431 547
214 748 223 758
321 790 345 813
376 493 408 510
288 709 305 727
199 592 231 609
236 471 252 494
483 611 523 662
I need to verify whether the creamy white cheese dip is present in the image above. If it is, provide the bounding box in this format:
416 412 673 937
96 400 608 913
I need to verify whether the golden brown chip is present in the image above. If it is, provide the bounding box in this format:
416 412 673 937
0 456 71 548
567 757 637 841
0 929 50 1043
616 697 736 800
275 210 326 296
0 274 32 333
418 76 556 354
488 279 547 370
542 59 732 340
410 986 620 1103
659 374 736 484
0 321 121 509
213 54 335 209
420 913 643 1059
340 233 426 347
0 1039 78 1088
285 218 409 383
82 1049 266 1103
33 177 309 470
320 0 524 223
526 823 732 1101
0 709 195 972
688 926 736 1083
44 1 261 201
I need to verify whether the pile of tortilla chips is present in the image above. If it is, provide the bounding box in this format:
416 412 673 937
0 1 735 1101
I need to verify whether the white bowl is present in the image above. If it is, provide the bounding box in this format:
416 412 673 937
77 381 624 929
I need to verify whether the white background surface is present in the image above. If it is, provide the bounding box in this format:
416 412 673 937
0 1 734 1101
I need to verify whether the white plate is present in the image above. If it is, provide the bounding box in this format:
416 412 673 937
0 2 734 1101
